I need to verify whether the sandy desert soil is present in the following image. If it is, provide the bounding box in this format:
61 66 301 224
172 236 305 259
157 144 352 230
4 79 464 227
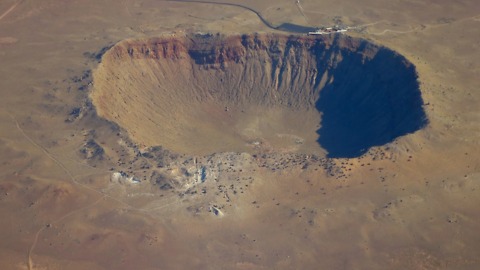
0 0 479 269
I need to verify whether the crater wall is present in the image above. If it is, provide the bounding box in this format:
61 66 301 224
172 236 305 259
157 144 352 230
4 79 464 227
91 33 427 157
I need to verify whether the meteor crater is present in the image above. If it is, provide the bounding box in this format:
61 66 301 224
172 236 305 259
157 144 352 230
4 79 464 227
91 33 428 158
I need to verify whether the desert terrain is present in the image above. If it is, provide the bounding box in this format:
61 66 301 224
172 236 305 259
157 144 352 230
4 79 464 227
0 0 479 269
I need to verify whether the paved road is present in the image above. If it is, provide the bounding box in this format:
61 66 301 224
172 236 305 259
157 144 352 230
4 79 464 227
165 0 278 30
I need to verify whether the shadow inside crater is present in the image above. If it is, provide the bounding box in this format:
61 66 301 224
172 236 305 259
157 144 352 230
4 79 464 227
315 46 428 158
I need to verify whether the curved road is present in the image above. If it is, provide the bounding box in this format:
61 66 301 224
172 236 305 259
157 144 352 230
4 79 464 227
165 0 279 30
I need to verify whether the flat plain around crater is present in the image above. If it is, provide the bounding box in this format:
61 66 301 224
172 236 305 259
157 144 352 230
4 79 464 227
0 1 479 269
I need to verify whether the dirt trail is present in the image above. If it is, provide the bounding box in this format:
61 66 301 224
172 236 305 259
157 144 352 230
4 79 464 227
369 13 480 35
0 0 23 21
27 196 105 270
5 113 165 269
7 112 194 269
8 113 134 207
370 27 421 36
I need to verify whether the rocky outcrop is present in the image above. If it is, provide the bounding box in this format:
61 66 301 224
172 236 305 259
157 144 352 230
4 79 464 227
80 139 104 160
